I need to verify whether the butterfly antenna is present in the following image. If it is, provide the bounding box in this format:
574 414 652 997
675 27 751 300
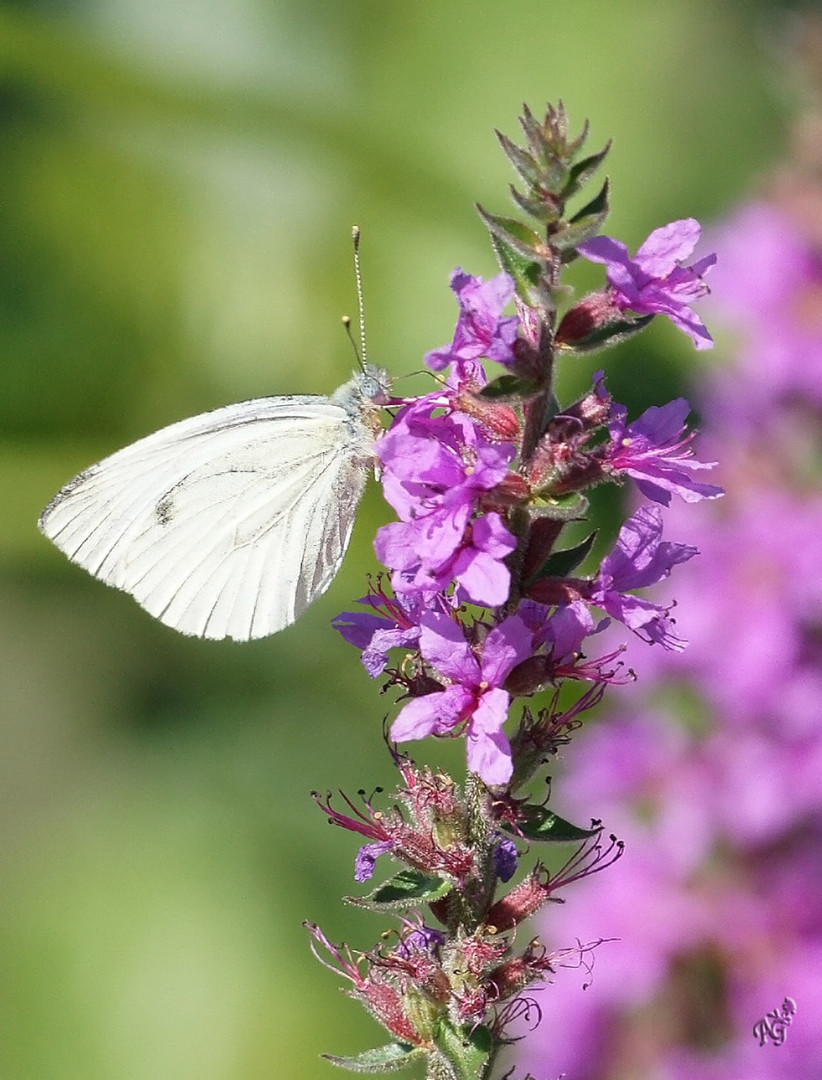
352 225 368 370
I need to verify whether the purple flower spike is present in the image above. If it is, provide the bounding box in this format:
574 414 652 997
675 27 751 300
389 612 533 786
425 268 519 377
578 219 716 350
605 397 724 506
592 505 698 650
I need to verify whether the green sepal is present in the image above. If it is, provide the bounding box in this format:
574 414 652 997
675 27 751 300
563 140 612 200
534 490 590 522
323 1042 424 1074
432 1018 493 1080
479 373 541 400
346 869 451 913
525 530 597 585
559 312 653 355
507 803 601 843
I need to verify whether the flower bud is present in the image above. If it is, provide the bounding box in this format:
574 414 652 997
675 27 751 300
454 390 521 440
555 291 622 347
485 865 557 932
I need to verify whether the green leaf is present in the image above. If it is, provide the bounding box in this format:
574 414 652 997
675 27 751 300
488 237 543 306
552 180 611 255
564 139 612 199
432 1019 493 1080
494 129 542 189
507 804 601 843
323 1042 424 1074
476 206 548 308
346 869 452 913
525 530 597 585
477 206 542 258
568 177 610 225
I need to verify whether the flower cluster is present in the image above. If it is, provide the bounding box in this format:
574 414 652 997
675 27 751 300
516 52 822 1080
312 103 719 1080
336 275 718 786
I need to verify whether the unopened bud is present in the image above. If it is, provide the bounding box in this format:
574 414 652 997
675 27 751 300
563 379 612 428
556 291 622 348
485 865 558 932
455 391 521 440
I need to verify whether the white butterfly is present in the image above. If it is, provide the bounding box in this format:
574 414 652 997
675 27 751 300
39 366 391 641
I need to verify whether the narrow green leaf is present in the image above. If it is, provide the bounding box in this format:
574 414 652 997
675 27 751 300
323 1042 424 1074
507 804 601 843
525 530 598 585
477 205 544 301
495 129 541 188
564 140 612 199
432 1019 493 1080
477 206 542 257
565 112 591 157
568 178 610 227
489 237 543 304
346 869 451 912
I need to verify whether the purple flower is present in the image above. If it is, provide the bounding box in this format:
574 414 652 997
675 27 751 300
379 509 516 607
424 268 519 377
591 504 698 650
519 598 596 657
375 399 517 606
578 219 716 350
493 835 519 882
377 400 514 521
355 840 394 882
395 919 446 958
605 397 724 506
390 612 533 785
333 584 422 677
312 790 397 882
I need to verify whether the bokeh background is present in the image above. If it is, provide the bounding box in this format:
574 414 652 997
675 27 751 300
1 1 815 1078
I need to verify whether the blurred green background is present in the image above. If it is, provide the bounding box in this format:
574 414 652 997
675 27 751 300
0 1 795 1077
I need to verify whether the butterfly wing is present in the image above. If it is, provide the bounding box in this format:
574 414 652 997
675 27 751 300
39 396 375 640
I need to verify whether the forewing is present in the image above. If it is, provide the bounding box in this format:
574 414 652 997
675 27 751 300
39 396 372 640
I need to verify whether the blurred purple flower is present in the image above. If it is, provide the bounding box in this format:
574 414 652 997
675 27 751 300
705 202 822 426
579 218 716 349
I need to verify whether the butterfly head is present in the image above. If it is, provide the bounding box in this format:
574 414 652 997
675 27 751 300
332 365 392 414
